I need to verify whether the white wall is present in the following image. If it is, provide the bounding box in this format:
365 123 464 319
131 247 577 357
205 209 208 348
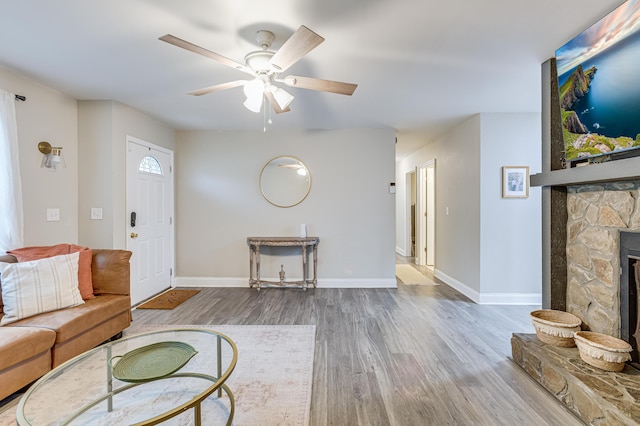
397 116 482 292
0 67 79 247
396 113 542 304
78 100 175 249
2 66 394 289
0 68 176 251
78 101 113 249
175 128 397 287
479 112 542 302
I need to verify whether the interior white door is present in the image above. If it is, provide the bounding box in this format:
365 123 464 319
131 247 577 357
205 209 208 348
126 137 173 305
415 160 435 267
415 166 427 265
426 164 435 266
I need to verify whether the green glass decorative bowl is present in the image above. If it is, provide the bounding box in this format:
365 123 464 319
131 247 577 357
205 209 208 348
111 341 198 383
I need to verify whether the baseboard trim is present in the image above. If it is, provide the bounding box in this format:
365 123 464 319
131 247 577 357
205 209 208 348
176 277 247 287
435 269 480 303
175 277 397 289
478 293 542 305
433 270 540 305
319 278 397 288
395 246 407 256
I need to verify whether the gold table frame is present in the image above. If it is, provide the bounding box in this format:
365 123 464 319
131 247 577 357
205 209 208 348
17 329 237 426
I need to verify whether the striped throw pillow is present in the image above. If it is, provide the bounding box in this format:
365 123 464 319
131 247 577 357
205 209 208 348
0 252 84 325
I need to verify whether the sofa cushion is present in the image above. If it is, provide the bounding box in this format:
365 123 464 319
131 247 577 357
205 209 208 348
92 250 132 295
7 294 130 343
0 254 17 315
0 253 84 325
0 326 56 371
7 244 94 300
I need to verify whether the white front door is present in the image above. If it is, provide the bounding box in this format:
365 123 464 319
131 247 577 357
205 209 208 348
126 136 174 305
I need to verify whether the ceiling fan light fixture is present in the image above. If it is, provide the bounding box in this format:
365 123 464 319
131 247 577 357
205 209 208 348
243 93 263 113
243 78 264 99
271 87 294 110
244 50 274 73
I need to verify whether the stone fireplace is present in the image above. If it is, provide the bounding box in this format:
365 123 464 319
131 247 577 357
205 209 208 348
512 181 640 425
510 59 640 425
565 181 640 350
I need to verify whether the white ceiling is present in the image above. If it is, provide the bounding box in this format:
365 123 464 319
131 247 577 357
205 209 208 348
0 0 624 158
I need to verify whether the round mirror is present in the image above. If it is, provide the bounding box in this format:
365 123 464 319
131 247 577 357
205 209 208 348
260 156 311 208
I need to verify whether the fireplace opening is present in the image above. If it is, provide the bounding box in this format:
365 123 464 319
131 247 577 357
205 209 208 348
619 231 640 368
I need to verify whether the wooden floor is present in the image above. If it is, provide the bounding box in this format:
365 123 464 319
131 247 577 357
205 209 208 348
128 260 584 426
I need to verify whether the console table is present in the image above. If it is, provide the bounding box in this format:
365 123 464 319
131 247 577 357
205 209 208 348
247 237 319 291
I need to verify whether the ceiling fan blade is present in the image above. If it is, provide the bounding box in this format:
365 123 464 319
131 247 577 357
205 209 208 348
269 26 324 72
159 34 254 75
187 80 249 96
283 75 357 95
265 91 291 114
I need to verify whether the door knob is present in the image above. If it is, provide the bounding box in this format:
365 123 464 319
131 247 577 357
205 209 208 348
130 232 138 239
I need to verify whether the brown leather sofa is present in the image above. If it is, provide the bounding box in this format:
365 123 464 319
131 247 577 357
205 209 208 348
0 249 132 401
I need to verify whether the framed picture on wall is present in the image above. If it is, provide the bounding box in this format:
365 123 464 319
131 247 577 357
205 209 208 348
502 166 529 198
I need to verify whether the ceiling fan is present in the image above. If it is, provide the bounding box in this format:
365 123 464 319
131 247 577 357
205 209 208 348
159 26 357 114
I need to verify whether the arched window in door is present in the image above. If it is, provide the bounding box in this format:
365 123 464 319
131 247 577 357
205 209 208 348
138 155 163 175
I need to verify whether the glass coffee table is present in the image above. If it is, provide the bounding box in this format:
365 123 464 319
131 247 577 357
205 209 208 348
17 328 237 425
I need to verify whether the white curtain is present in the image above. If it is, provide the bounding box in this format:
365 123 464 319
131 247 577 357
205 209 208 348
0 89 24 253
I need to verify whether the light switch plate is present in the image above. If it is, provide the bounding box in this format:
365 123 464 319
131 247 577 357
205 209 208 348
47 208 60 222
91 207 103 220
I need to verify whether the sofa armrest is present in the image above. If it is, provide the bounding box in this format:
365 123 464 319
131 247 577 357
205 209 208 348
91 249 132 296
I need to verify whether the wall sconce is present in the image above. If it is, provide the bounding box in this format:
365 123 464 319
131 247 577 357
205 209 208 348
38 141 65 170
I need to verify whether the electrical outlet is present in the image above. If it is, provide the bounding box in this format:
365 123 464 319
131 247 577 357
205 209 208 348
47 208 60 222
91 207 103 220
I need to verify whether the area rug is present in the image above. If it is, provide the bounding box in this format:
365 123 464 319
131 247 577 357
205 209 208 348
395 264 435 285
0 324 315 426
136 289 201 309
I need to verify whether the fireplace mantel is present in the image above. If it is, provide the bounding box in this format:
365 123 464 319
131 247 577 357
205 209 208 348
531 156 640 187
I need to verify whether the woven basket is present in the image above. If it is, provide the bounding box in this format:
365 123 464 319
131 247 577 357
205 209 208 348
574 331 632 372
530 309 582 347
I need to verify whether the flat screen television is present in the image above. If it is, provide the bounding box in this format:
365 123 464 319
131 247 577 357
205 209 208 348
556 0 640 166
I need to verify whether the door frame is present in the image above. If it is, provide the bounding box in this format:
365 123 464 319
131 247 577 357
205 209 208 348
404 170 416 257
125 135 176 290
415 159 435 267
